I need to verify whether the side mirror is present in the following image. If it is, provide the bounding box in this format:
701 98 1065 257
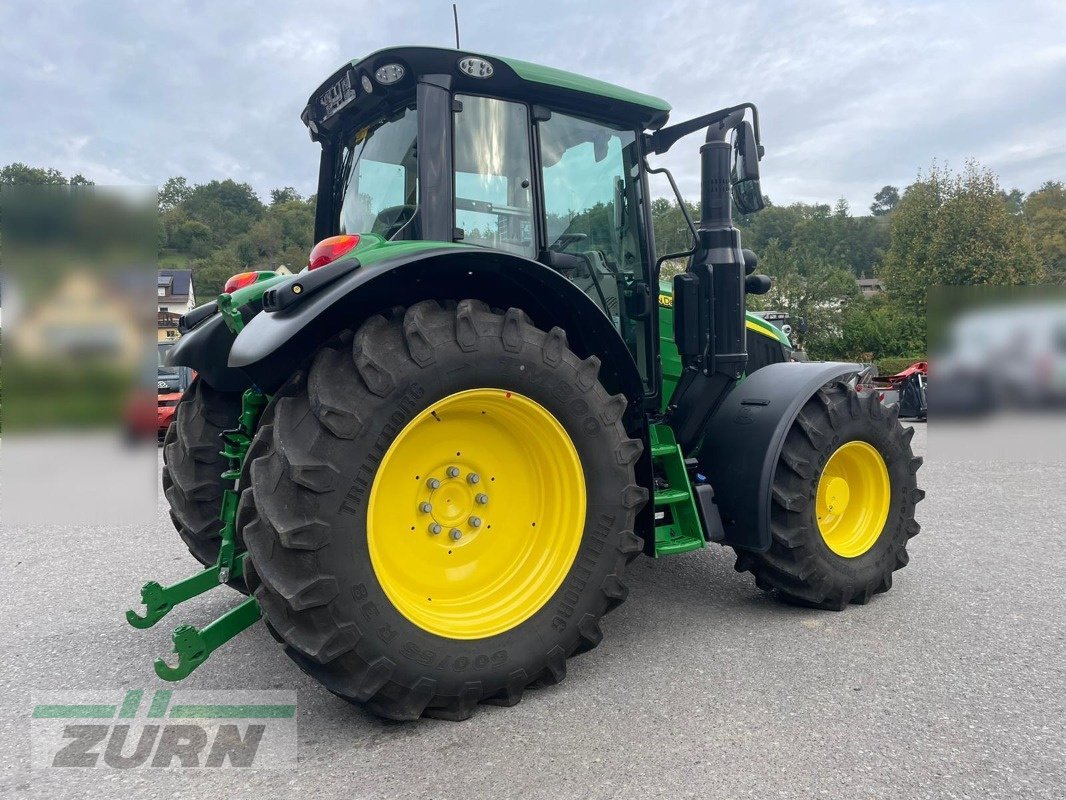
732 121 765 214
593 132 609 163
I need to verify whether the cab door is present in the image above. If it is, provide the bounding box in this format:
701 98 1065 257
535 111 655 389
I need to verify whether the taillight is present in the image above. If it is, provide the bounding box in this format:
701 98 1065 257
309 234 360 270
223 271 260 293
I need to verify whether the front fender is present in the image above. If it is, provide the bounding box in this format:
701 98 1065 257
698 361 860 551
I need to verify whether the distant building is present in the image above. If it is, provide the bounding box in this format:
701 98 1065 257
158 269 195 315
857 277 885 298
158 310 182 342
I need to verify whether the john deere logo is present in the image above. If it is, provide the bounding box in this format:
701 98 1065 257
31 689 296 769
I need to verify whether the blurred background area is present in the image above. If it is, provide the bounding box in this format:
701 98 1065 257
1 185 157 527
929 286 1066 463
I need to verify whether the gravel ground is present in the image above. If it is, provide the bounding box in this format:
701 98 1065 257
2 422 1064 799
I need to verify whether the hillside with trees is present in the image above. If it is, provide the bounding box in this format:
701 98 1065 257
654 163 1059 362
2 160 1062 367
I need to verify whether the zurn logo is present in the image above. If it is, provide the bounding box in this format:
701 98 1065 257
31 689 296 769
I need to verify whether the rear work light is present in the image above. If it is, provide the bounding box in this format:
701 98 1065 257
223 271 261 293
308 234 360 270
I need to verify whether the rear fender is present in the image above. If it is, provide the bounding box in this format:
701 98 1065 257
167 313 251 393
697 361 860 551
229 246 645 403
166 273 290 393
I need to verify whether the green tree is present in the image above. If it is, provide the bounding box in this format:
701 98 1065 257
870 185 899 216
651 196 697 257
882 161 1043 317
270 186 302 205
0 162 91 185
182 179 265 247
1023 181 1066 283
758 244 860 355
158 176 192 211
170 220 213 258
819 295 924 361
1000 188 1025 215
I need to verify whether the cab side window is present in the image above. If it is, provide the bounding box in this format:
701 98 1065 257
538 112 648 323
453 95 535 257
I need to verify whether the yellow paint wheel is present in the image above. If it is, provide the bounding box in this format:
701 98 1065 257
815 440 891 558
367 388 586 640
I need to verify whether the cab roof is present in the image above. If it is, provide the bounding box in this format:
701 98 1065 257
303 46 672 138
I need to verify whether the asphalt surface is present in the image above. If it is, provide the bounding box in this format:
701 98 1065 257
2 422 1065 799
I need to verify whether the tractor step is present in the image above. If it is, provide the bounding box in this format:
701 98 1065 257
653 489 691 505
649 424 706 557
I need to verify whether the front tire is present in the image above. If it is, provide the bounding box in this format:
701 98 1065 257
734 380 924 610
240 300 647 720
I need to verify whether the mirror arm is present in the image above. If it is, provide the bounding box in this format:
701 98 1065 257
645 103 762 156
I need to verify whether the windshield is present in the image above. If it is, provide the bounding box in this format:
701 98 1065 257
338 107 418 238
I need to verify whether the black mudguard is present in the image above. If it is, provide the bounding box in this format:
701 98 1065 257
228 246 645 404
698 361 860 552
167 312 253 393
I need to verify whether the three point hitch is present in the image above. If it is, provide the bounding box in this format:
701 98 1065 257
126 389 267 681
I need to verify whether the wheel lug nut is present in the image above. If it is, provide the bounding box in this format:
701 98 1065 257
469 516 481 528
468 473 480 484
446 466 460 478
449 528 462 540
419 502 433 513
427 478 441 489
476 493 489 505
428 523 442 535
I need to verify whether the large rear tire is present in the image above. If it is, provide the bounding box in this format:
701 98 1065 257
161 378 242 568
240 300 647 720
734 380 924 610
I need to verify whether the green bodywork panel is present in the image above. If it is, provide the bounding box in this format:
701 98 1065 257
498 55 671 114
217 272 290 334
216 237 469 334
351 234 469 265
657 279 791 411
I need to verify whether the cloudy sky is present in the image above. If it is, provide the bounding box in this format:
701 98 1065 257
1 0 1063 212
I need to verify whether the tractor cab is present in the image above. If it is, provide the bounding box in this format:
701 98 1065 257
304 46 668 390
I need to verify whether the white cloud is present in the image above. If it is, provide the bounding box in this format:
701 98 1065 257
0 0 1062 212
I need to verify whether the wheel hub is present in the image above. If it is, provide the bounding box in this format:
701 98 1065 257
815 440 891 558
419 468 487 543
823 476 850 515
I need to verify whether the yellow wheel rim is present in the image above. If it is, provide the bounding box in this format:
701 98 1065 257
367 389 586 640
815 440 891 558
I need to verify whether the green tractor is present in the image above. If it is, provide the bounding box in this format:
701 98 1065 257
137 46 924 721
